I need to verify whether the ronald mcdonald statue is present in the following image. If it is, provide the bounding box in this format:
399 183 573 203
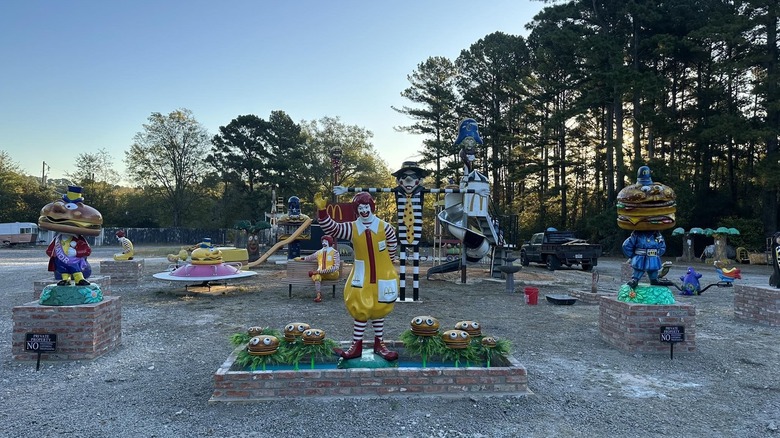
314 191 400 361
294 235 341 303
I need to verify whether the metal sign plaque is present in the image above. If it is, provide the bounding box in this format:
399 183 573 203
660 326 685 343
25 333 57 352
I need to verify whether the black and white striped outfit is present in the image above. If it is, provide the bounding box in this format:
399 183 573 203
341 185 481 301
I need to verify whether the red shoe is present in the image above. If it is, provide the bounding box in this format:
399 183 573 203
313 293 322 303
373 337 398 361
333 340 363 360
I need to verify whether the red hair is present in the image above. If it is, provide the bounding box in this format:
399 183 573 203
321 235 335 248
352 192 375 213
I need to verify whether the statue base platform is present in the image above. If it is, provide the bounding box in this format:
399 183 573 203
99 259 144 284
599 296 696 354
617 284 675 304
34 275 110 301
735 285 780 326
566 288 615 304
12 296 122 360
39 283 103 305
211 341 529 402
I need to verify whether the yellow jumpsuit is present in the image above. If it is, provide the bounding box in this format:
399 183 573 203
303 247 340 282
344 220 398 321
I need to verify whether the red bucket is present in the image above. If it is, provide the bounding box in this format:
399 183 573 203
524 287 539 305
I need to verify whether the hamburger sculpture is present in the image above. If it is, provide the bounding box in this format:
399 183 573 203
37 185 104 305
616 166 677 304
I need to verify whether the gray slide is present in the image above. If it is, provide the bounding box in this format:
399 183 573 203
426 259 462 280
437 202 490 263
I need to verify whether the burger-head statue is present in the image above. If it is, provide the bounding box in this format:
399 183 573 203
617 167 676 289
616 165 676 232
38 185 103 286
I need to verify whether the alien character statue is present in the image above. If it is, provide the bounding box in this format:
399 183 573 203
456 118 482 176
278 196 311 260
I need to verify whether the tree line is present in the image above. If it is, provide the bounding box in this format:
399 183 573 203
0 113 397 233
1 0 776 254
395 0 777 253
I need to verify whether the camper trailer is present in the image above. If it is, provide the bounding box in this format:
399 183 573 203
0 222 39 246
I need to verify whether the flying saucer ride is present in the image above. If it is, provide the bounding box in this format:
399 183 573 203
153 244 257 287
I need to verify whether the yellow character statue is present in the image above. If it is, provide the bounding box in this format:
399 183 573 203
314 192 400 361
293 235 341 303
113 230 135 261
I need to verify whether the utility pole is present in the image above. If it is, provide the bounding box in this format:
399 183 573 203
41 161 50 187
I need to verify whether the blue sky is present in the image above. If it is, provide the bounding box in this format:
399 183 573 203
1 1 545 184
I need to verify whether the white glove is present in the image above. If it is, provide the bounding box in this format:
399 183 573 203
333 186 348 196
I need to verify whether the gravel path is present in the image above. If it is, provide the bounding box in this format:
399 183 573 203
0 247 778 438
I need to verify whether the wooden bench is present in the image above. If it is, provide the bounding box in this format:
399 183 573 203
286 260 346 298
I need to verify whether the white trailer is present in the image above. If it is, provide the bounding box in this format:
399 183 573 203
0 222 40 246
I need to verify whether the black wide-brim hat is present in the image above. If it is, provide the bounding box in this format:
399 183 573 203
391 161 430 178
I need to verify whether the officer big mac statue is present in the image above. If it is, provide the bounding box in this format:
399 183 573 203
37 185 104 305
616 167 677 304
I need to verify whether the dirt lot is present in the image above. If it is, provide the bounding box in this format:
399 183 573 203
0 246 778 437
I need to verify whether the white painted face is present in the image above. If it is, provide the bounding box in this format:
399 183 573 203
357 203 373 223
398 170 421 193
321 239 330 249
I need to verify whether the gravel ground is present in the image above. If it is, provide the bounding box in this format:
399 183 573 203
0 246 778 438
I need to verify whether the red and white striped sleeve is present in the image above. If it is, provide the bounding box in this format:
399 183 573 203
322 249 341 274
384 221 398 260
318 212 352 241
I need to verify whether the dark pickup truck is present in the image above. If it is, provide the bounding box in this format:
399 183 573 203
520 230 601 271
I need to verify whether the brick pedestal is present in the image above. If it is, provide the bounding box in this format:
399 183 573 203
734 285 780 326
599 296 696 353
12 296 122 360
33 276 111 301
567 288 615 305
99 260 144 284
212 342 529 402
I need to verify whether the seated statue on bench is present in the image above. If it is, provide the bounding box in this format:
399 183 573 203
113 230 134 261
293 235 341 302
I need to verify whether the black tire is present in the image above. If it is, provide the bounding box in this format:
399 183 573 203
581 262 593 272
546 255 561 271
520 251 530 266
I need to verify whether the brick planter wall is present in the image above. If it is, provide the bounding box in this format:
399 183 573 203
33 276 111 301
567 289 615 305
599 296 696 353
11 296 122 360
734 285 780 326
211 342 529 402
99 260 144 284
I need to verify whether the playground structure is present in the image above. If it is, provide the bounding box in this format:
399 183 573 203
157 119 518 294
329 120 516 295
427 119 517 282
666 262 742 296
429 169 511 281
155 219 316 290
153 240 257 286
246 218 313 267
